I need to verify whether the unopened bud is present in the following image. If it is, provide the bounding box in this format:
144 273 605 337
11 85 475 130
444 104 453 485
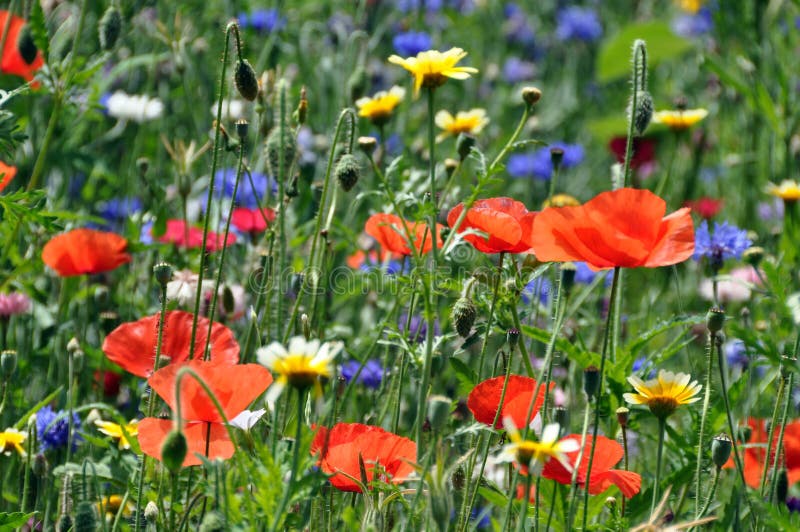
444 158 459 177
451 297 477 338
144 501 159 523
17 24 37 65
711 434 732 469
234 60 259 101
739 425 752 444
265 122 297 175
633 90 653 136
521 86 542 107
776 468 789 503
616 407 630 428
235 119 249 139
456 133 476 161
98 7 123 51
1 350 17 379
707 307 725 334
295 87 308 125
743 246 764 267
605 496 617 509
427 395 452 433
550 147 564 173
160 429 188 473
451 466 466 491
561 262 577 294
67 337 81 354
74 500 98 532
583 365 600 399
301 313 311 340
334 154 361 192
507 328 520 349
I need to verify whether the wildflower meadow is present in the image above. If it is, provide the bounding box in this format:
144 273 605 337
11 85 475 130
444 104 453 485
2 1 800 530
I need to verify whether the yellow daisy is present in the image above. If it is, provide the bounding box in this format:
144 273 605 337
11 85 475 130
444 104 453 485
95 419 139 450
496 420 578 474
257 336 343 402
388 47 478 97
0 428 26 456
542 194 581 209
623 370 701 419
434 109 489 142
355 86 406 125
652 108 708 130
676 0 704 13
98 495 133 519
766 180 800 202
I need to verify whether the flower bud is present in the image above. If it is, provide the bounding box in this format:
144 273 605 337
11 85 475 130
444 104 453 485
605 496 617 509
74 500 98 532
1 350 17 379
706 307 725 334
583 365 600 399
67 337 81 354
521 86 542 107
776 468 789 503
427 395 452 433
444 158 459 177
358 136 377 156
711 434 732 469
550 147 564 173
234 60 259 101
507 328 520 349
334 154 361 192
301 313 311 340
265 122 297 175
73 349 85 373
456 133 476 161
553 406 569 431
451 466 466 491
451 297 477 338
616 407 630 428
561 262 577 294
160 429 188 473
17 24 37 65
295 86 308 125
633 90 653 136
153 262 173 287
98 6 122 51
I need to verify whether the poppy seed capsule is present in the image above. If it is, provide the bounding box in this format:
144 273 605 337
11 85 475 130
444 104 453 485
583 365 600 398
153 262 173 287
706 307 725 334
711 434 732 469
334 154 361 192
451 297 477 338
160 429 188 473
743 246 764 267
234 60 259 101
1 350 17 379
98 6 122 51
358 136 377 156
521 86 542 107
16 24 37 65
633 90 654 136
444 158 459 177
235 119 249 139
550 147 564 172
507 328 520 349
616 407 629 428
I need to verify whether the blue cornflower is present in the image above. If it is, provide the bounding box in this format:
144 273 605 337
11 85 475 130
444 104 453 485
98 197 142 222
37 405 82 452
502 57 535 83
632 357 656 379
507 143 584 180
724 339 749 370
470 506 491 529
555 7 603 42
341 360 384 389
672 7 713 37
238 9 285 34
392 31 433 57
522 276 552 305
692 221 751 267
574 262 612 286
215 168 277 209
399 313 441 344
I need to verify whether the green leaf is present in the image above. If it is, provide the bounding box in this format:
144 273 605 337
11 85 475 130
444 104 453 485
28 0 49 62
450 357 477 397
597 22 693 83
14 387 63 430
0 512 37 531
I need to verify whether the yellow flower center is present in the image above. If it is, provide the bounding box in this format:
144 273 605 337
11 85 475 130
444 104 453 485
274 353 330 389
543 194 581 208
513 439 557 467
647 396 679 419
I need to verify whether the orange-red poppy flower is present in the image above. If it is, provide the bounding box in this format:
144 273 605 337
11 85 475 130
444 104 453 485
447 198 537 254
231 207 276 235
531 188 695 270
467 375 553 430
725 418 800 488
42 228 131 277
137 359 273 467
541 434 642 498
0 11 44 82
683 197 723 220
310 423 417 492
364 213 443 256
157 219 237 252
0 161 16 193
102 310 240 377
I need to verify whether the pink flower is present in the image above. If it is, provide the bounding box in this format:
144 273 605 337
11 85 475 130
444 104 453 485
0 293 30 318
699 266 762 303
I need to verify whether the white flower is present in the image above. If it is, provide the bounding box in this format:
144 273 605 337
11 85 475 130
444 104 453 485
105 91 164 123
256 336 343 403
166 269 213 306
229 409 266 430
496 421 578 475
212 99 246 121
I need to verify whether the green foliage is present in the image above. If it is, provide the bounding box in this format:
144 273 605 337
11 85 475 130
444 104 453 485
597 22 693 83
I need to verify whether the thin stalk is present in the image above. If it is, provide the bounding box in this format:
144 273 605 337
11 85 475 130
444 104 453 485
65 349 74 464
621 424 629 517
274 81 289 340
759 371 786 495
169 473 179 532
515 471 533 532
269 390 306 532
565 396 592 529
697 467 721 519
653 133 678 198
622 41 646 187
652 418 667 514
476 253 506 379
769 370 794 504
695 330 716 517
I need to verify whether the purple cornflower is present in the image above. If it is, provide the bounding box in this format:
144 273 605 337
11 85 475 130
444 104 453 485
214 168 277 209
392 31 433 57
0 292 30 317
574 262 612 286
507 143 584 180
502 57 536 83
341 360 384 389
399 313 441 344
36 405 82 452
632 357 656 379
672 8 713 38
724 339 749 370
238 9 285 34
522 276 552 305
555 7 603 42
787 496 800 513
692 221 752 268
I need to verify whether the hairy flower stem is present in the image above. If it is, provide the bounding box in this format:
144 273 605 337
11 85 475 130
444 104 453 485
270 390 305 532
274 81 289 340
622 41 647 187
769 370 794 504
695 330 716 517
652 418 667 514
65 349 74 464
476 253 506 379
565 397 593 529
697 466 721 519
759 369 786 495
189 24 234 356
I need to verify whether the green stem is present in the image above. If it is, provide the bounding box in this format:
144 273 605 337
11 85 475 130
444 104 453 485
565 397 592 529
653 133 678 198
270 389 305 532
169 473 179 532
65 349 74 464
697 466 721 519
769 370 794 504
652 417 667 515
26 96 62 192
759 369 785 495
476 253 506 379
695 330 716 518
515 471 533 532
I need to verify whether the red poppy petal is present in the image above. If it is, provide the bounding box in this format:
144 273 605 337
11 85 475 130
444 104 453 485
148 359 272 422
42 229 131 277
589 470 642 497
366 213 410 255
138 418 234 467
467 376 551 429
643 208 695 267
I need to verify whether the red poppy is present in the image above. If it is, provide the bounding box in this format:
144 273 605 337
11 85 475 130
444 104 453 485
156 219 237 252
42 228 131 277
531 188 695 270
447 197 537 254
683 197 723 220
542 434 641 498
0 11 44 82
102 310 240 377
467 375 553 430
310 423 417 492
346 249 400 270
0 161 16 193
93 370 122 398
137 359 273 467
725 418 800 488
364 213 443 256
231 207 276 235
608 137 656 169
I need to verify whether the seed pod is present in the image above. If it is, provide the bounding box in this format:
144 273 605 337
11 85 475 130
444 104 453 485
583 365 600 398
711 434 732 469
334 154 361 192
98 7 122 51
521 86 542 107
427 395 452 433
706 307 725 334
234 60 259 101
265 122 297 176
456 133 476 161
153 262 173 287
451 297 477 338
17 24 37 65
